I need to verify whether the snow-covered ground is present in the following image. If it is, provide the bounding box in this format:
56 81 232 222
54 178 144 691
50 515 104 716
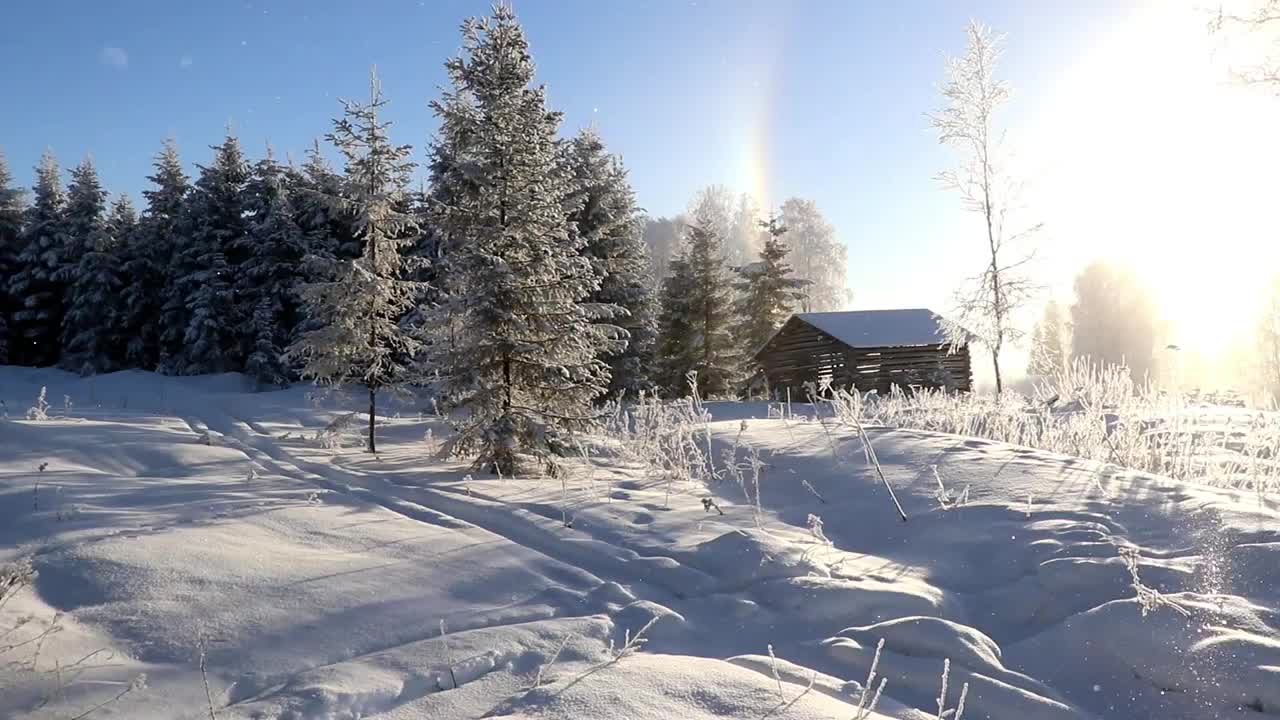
2 367 1278 719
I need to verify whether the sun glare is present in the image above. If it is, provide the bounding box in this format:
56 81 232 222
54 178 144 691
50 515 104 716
1025 1 1280 366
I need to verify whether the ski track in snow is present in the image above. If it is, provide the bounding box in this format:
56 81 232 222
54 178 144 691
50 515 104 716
2 369 1279 719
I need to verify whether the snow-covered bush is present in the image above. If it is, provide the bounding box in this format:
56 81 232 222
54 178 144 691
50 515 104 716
605 378 715 505
0 558 35 610
315 412 359 450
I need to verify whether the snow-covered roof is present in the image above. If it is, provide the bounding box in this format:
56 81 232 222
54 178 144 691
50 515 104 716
792 308 953 348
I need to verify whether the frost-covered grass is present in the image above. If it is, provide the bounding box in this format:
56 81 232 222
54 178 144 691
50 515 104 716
823 358 1280 497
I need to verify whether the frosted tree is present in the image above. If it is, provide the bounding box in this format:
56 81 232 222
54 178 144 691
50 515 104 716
1070 261 1160 384
171 134 251 375
655 211 741 397
125 139 188 370
777 198 849 312
1026 299 1068 378
8 150 68 367
565 127 658 397
0 152 25 365
688 186 735 249
727 193 764 269
429 5 619 474
641 215 685 285
929 21 1041 395
1256 275 1280 403
734 215 810 385
285 70 425 454
60 159 126 374
1211 1 1280 89
238 148 307 388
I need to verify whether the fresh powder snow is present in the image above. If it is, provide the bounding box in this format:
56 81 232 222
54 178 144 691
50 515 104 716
2 367 1277 719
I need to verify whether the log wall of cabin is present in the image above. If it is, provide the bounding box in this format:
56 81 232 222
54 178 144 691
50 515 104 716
755 319 972 397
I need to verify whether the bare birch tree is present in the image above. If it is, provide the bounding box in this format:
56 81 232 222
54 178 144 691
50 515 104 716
929 21 1041 395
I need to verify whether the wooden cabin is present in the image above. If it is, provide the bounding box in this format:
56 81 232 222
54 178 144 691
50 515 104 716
754 308 972 397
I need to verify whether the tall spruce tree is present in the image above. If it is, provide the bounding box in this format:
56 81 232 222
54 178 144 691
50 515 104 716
655 211 740 397
285 71 424 453
734 215 810 387
292 139 358 262
565 127 657 397
655 253 696 393
173 134 251 375
238 148 307 388
430 5 619 474
127 139 189 371
65 194 134 375
60 159 124 374
0 152 26 365
9 151 69 367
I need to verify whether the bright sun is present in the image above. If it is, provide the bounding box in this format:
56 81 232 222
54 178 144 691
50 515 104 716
1023 0 1280 365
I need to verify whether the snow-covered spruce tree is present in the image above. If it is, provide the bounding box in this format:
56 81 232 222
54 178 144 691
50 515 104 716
284 70 424 454
8 150 69 367
654 252 696 393
171 134 252 375
125 139 189 371
655 211 741 397
292 139 359 262
237 148 307 388
429 5 619 474
418 85 487 376
565 127 657 397
64 194 135 374
0 152 26 365
60 159 127 374
734 215 810 388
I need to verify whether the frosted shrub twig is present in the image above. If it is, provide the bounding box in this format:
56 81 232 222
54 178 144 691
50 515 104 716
934 658 969 720
932 465 968 510
806 514 832 546
852 638 887 720
556 615 662 696
1119 546 1190 618
26 387 50 421
759 643 817 719
534 633 573 688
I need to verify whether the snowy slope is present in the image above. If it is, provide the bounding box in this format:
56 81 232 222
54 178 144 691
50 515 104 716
1 367 1278 719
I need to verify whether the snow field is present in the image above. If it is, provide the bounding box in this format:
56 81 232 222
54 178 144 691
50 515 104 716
1 367 1278 719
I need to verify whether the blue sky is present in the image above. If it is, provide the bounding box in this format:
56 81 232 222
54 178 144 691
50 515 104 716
5 0 1277 378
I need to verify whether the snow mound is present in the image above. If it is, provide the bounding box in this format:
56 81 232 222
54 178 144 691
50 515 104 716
678 528 827 590
486 652 892 720
1014 593 1280 717
225 616 615 720
836 616 1002 675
